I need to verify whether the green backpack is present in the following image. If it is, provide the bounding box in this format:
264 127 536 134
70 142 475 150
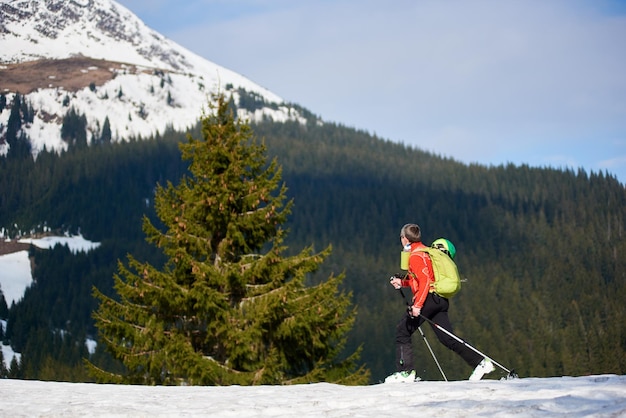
415 247 462 298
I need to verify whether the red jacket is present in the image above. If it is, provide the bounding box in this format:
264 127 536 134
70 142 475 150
400 242 434 309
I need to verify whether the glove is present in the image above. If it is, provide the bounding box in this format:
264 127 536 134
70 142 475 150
389 276 402 289
408 305 421 318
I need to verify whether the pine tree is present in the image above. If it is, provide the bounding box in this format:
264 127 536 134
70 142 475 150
0 350 7 378
6 93 22 144
61 107 88 148
89 93 369 386
100 116 112 143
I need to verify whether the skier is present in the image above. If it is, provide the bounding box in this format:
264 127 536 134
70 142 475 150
385 223 494 382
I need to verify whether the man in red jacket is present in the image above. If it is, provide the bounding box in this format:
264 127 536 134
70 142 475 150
385 223 494 382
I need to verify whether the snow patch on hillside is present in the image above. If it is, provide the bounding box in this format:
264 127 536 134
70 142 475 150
17 234 101 253
0 251 32 307
0 234 100 306
0 234 101 369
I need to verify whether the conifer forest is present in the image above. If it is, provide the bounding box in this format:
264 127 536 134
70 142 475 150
1 92 625 384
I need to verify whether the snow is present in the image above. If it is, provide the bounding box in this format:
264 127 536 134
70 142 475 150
17 233 101 253
85 338 97 355
0 250 28 367
0 251 33 307
1 340 20 370
0 374 624 417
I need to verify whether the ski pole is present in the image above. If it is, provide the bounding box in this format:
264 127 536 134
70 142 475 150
417 326 448 381
394 283 448 381
418 314 517 378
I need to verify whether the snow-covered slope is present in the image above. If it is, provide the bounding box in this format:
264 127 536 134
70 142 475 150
0 0 304 155
1 374 626 416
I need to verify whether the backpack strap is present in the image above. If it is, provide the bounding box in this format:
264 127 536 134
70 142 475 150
409 247 436 292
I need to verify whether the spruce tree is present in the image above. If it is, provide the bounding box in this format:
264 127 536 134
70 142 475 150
89 93 369 386
100 116 112 143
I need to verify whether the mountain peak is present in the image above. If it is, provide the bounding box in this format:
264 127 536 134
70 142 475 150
2 0 183 71
0 0 301 155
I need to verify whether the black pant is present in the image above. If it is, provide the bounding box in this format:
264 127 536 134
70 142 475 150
395 292 483 372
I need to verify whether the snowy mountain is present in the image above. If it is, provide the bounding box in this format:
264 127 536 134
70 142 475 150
0 0 305 155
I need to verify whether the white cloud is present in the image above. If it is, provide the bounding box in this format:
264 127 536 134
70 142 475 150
599 154 626 172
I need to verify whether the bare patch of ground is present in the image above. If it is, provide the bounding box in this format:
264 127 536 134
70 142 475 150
0 56 155 94
0 240 31 256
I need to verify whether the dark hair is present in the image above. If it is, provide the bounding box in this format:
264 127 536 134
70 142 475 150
400 224 422 243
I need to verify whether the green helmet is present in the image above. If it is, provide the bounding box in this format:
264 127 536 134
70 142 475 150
432 238 456 260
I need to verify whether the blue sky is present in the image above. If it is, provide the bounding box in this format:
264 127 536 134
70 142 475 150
116 0 626 185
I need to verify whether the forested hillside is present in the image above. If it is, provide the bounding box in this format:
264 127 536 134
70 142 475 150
1 116 625 383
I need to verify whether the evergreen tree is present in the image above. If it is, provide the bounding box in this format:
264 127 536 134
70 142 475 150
0 291 7 320
6 93 22 144
89 93 369 386
61 107 88 148
0 350 6 378
20 97 34 123
101 116 112 143
8 355 21 378
4 94 32 159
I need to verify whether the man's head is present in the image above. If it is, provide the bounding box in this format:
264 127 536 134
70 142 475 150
400 224 422 243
